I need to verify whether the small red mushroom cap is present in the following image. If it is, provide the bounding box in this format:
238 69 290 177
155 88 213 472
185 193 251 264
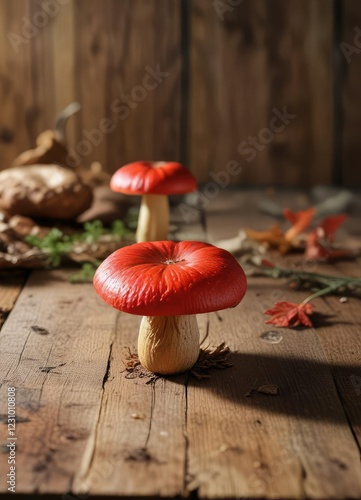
93 241 247 316
110 161 197 195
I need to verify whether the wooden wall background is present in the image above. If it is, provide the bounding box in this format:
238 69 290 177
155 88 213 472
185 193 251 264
0 0 360 186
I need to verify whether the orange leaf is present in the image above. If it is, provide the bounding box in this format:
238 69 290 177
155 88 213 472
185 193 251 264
284 208 315 243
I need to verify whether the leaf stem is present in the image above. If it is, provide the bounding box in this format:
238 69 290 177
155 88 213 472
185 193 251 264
301 283 343 305
257 264 361 287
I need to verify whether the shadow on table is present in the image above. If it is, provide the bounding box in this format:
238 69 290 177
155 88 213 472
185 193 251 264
173 352 361 425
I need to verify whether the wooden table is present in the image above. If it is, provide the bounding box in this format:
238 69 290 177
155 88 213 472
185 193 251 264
1 190 361 499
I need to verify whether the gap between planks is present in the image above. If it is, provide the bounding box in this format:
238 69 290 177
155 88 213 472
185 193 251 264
0 272 27 331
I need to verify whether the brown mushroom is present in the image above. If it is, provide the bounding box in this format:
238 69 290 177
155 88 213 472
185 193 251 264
12 102 81 168
11 129 69 167
0 164 93 220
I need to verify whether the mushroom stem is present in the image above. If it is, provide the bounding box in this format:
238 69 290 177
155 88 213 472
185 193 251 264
138 315 200 375
136 194 169 242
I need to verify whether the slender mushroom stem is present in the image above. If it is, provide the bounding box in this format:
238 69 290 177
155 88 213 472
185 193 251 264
138 315 200 375
136 194 170 242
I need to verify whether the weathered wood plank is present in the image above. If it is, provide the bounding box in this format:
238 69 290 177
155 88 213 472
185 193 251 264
73 0 110 168
1 191 361 499
28 0 56 134
0 0 33 168
189 0 333 186
0 269 115 493
342 0 361 186
0 207 205 497
72 204 206 496
315 258 361 447
187 285 361 498
51 0 76 146
0 0 182 173
102 0 182 171
73 311 187 497
72 0 182 170
185 190 361 498
0 272 27 330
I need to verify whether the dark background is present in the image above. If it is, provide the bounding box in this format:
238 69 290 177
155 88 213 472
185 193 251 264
0 0 360 186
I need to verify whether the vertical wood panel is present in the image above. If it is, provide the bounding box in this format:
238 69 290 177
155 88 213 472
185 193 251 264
73 0 110 168
51 0 76 147
342 0 361 186
0 0 343 185
189 0 333 186
102 0 182 171
57 0 181 171
28 0 56 137
0 0 33 168
0 0 182 173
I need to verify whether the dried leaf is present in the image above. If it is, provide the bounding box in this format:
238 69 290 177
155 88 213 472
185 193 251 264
265 301 314 328
283 208 315 242
305 214 350 261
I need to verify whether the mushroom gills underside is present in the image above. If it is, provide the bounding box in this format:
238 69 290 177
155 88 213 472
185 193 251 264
138 315 200 375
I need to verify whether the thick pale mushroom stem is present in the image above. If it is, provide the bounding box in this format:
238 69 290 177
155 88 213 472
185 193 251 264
138 315 200 375
136 194 170 242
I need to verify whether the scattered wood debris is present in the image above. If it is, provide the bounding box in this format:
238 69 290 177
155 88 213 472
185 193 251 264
123 343 234 383
190 343 233 379
257 384 280 395
245 384 280 397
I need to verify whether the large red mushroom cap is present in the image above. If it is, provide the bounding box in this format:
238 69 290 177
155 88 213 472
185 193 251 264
110 161 197 195
93 241 247 316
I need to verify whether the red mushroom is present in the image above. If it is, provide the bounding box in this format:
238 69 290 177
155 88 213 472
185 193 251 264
110 161 197 242
93 240 247 375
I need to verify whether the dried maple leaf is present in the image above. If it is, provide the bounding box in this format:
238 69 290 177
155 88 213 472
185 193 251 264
246 208 315 254
246 224 291 253
264 301 314 328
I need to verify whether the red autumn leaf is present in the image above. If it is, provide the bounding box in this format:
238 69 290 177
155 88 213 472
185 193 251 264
320 214 347 236
305 214 348 261
264 301 315 328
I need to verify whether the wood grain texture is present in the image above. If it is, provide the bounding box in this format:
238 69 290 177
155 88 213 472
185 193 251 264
51 0 76 146
0 272 27 330
187 291 361 499
0 0 182 173
101 0 182 171
183 190 361 499
0 0 33 168
0 270 116 493
342 0 361 186
318 258 361 447
2 0 361 186
0 207 205 497
189 0 333 186
73 312 187 497
1 192 361 499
